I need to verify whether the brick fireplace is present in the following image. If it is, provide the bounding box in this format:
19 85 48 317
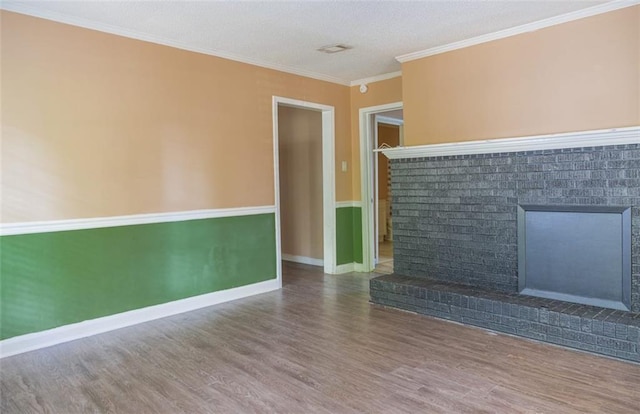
370 132 640 362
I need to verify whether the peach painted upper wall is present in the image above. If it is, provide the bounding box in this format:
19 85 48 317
349 76 403 201
0 11 351 222
278 106 324 260
402 6 640 145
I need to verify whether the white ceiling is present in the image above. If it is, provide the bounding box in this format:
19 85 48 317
2 1 624 85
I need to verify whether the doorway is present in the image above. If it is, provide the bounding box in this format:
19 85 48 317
272 97 336 281
359 102 403 273
375 116 403 273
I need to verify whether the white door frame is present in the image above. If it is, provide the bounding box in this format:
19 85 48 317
272 96 337 279
359 102 403 272
373 115 404 264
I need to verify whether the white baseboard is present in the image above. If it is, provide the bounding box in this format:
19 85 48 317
281 254 324 267
335 263 355 273
0 278 279 359
335 262 368 274
354 263 368 272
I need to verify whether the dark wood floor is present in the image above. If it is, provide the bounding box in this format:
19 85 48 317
2 262 639 413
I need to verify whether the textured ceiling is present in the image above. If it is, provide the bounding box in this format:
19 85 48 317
2 0 616 84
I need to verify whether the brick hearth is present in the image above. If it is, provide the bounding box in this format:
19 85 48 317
370 142 640 362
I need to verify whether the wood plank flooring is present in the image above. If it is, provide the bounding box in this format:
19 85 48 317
2 262 639 413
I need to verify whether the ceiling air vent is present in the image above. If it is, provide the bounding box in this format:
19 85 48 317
317 44 352 54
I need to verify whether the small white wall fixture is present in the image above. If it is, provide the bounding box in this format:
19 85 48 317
359 101 403 272
272 96 337 275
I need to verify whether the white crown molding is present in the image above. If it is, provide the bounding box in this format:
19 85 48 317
336 201 363 208
0 278 279 359
0 205 276 236
396 0 640 63
378 126 640 160
281 254 324 267
350 71 402 87
0 2 351 86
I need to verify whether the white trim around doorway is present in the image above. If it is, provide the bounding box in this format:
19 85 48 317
359 102 403 272
273 96 337 275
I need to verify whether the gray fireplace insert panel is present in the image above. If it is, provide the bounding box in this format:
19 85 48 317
518 205 631 311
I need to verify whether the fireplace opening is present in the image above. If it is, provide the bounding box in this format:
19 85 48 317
518 205 631 311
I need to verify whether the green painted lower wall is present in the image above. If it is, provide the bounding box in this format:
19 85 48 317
352 207 363 264
336 206 363 266
0 214 277 340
